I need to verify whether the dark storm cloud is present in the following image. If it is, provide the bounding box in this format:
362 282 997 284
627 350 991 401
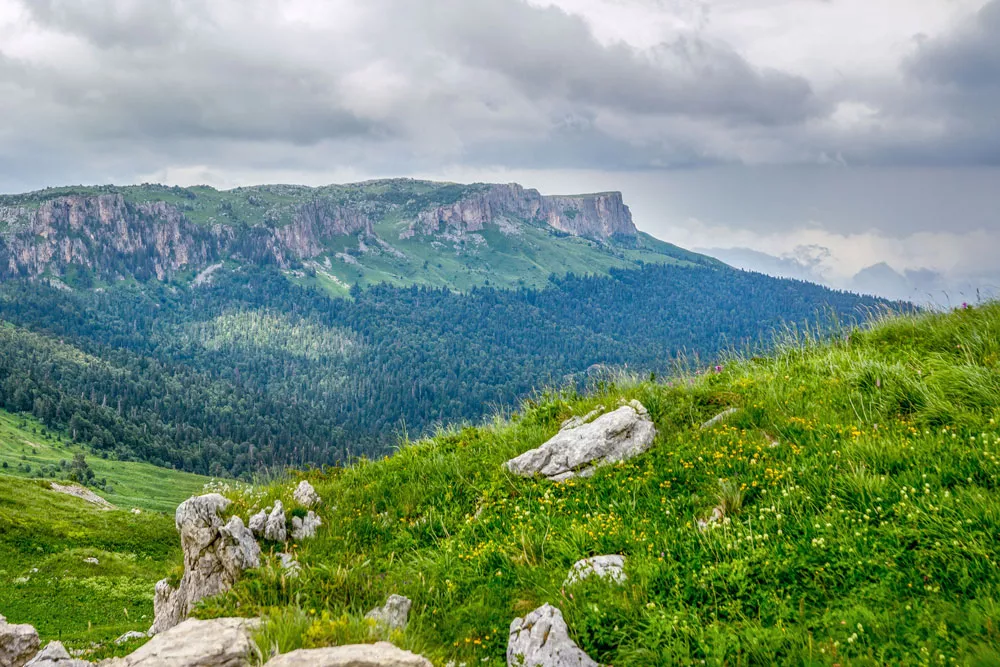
415 0 820 125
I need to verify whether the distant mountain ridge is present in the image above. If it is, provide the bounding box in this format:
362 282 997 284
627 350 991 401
0 180 683 291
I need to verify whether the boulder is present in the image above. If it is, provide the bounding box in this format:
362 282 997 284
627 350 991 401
364 595 412 630
507 604 598 667
23 642 89 667
292 481 321 508
262 643 431 667
505 401 656 482
0 614 40 667
264 502 287 543
563 555 626 587
247 511 267 538
290 511 321 541
151 495 261 634
102 618 258 667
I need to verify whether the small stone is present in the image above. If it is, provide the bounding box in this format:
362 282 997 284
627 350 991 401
563 555 626 587
83 558 99 565
365 595 412 630
277 553 300 577
292 481 321 508
113 631 149 646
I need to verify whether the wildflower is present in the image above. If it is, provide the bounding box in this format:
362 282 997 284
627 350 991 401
714 365 723 373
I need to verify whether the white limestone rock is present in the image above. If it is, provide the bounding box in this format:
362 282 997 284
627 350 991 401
151 495 261 635
364 595 412 630
290 511 321 541
264 502 287 543
262 643 431 667
507 604 598 667
101 618 259 667
0 614 40 667
24 642 90 667
699 408 739 430
291 481 321 508
505 401 656 482
247 511 267 538
563 555 626 587
276 553 300 577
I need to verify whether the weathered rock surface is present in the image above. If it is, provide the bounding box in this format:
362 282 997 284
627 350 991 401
102 618 258 667
262 643 431 667
113 632 149 646
364 595 412 630
151 495 261 634
507 605 598 667
291 481 320 508
48 484 115 510
24 642 90 667
0 614 40 667
506 401 656 482
290 511 321 541
247 511 267 538
406 184 636 242
276 553 300 577
264 502 287 543
563 555 627 587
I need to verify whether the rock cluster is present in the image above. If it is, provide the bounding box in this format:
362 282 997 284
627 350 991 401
506 401 656 482
507 605 598 667
291 512 322 541
152 495 261 634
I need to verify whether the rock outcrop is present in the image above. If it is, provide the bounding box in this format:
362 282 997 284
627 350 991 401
291 481 320 508
505 402 656 482
48 484 115 510
563 556 627 587
364 595 412 630
290 511 321 541
507 605 598 667
23 642 89 667
152 495 261 634
103 618 258 667
262 643 431 667
264 502 287 543
247 511 267 538
407 184 636 243
0 614 40 667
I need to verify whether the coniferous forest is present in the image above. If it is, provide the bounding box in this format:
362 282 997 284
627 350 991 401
0 263 889 476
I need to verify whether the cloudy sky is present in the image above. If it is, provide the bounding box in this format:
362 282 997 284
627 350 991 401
1 0 998 294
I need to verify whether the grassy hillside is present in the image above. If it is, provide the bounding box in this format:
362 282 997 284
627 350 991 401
0 410 209 512
191 302 1000 665
0 476 181 648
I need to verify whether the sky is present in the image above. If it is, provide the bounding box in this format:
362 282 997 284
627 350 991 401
0 0 998 296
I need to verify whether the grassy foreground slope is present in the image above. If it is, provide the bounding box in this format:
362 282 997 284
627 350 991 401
201 303 1000 666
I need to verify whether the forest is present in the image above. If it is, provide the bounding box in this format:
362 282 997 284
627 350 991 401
0 263 890 476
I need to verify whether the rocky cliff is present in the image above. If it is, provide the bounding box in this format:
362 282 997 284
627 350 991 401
406 184 637 241
0 194 373 281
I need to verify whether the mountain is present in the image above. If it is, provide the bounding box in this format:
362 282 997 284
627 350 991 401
0 180 710 293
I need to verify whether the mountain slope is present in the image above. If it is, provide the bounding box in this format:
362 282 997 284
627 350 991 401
182 301 999 665
0 263 888 475
0 180 712 292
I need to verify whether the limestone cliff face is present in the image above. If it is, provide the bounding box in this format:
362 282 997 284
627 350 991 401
407 184 636 240
0 195 373 280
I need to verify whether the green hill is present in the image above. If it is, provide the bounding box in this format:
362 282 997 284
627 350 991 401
175 302 1000 665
